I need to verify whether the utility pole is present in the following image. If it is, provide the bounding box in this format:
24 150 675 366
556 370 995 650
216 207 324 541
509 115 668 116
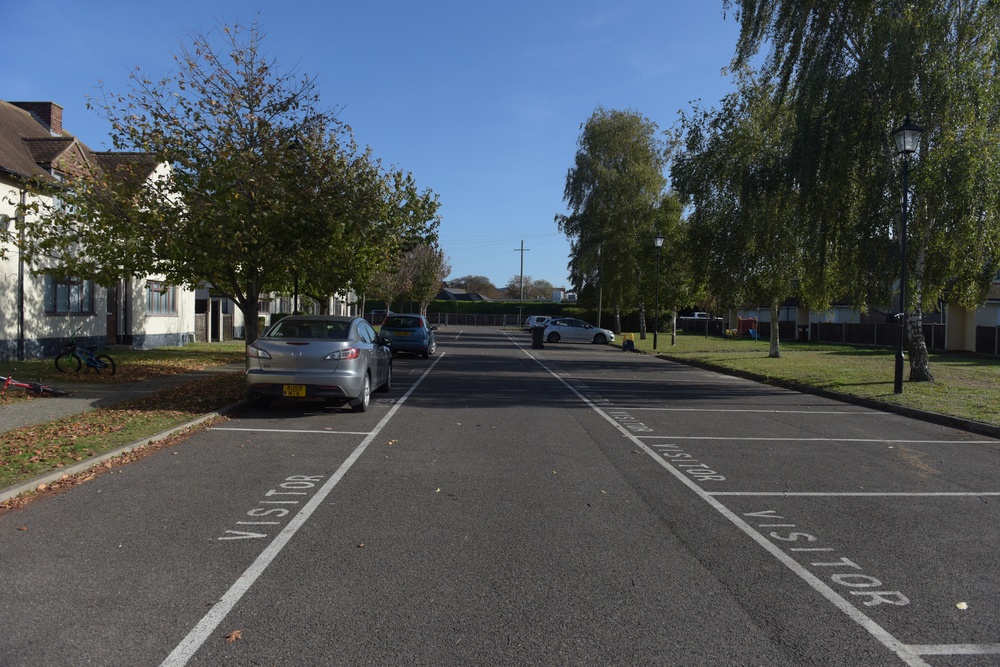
515 240 530 323
596 243 603 329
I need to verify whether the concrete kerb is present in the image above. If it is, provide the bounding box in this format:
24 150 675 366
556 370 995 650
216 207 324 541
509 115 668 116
656 353 1000 440
0 400 246 504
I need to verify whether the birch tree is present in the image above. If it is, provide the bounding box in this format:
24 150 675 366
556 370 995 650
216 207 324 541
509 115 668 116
724 0 1000 379
671 75 802 358
557 107 668 335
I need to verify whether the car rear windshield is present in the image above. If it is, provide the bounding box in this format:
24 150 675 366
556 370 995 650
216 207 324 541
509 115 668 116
268 320 350 340
383 316 423 328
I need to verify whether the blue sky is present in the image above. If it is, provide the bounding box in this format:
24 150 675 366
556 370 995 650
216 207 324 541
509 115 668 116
4 1 742 291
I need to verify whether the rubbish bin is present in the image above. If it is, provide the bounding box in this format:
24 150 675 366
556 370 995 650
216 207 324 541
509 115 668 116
531 326 545 349
623 332 635 352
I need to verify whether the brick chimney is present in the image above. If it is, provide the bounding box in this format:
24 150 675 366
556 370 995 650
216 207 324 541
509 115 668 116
11 102 64 136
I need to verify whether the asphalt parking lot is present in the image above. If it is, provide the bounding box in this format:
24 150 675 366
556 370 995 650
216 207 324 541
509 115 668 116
2 326 998 666
515 330 1000 666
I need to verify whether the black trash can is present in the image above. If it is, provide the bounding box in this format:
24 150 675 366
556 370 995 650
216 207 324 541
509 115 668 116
531 326 545 349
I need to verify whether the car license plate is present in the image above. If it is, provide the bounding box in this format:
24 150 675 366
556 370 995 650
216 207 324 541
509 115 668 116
283 384 306 397
393 331 411 336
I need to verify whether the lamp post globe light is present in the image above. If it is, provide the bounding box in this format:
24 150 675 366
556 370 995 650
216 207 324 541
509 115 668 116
653 232 664 350
892 115 923 395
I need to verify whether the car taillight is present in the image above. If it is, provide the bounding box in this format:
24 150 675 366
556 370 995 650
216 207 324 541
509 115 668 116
247 344 272 359
325 347 361 360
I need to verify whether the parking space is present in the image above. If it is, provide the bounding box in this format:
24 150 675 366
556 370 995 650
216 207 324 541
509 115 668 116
6 327 1000 665
513 332 1000 665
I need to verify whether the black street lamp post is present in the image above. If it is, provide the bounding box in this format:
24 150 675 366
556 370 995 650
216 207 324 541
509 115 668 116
892 115 923 395
653 233 664 350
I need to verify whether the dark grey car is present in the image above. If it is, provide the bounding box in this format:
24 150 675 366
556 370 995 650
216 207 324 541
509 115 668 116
245 315 392 411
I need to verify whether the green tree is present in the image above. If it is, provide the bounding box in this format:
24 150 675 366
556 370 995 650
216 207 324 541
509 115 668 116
18 19 438 345
448 275 499 298
671 75 803 357
504 275 554 300
648 194 696 345
724 0 1000 378
557 107 667 335
403 243 451 315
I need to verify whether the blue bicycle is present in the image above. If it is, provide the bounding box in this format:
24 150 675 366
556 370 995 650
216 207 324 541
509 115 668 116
54 327 117 375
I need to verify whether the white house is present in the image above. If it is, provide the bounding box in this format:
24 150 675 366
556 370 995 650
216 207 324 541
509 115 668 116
0 100 194 360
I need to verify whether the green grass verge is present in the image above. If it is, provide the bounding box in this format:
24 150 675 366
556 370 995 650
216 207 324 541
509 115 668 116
1 351 246 492
623 331 1000 428
1 341 246 403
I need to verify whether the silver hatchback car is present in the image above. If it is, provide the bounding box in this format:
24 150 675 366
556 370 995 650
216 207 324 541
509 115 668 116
245 315 392 411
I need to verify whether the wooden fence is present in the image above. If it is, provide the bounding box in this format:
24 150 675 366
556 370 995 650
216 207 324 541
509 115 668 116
976 326 1000 355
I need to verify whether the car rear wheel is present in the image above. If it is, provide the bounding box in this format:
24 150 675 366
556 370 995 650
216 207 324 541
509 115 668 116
593 334 607 344
351 374 371 412
547 332 560 343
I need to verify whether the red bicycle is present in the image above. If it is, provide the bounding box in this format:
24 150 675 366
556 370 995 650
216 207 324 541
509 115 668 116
1 372 67 399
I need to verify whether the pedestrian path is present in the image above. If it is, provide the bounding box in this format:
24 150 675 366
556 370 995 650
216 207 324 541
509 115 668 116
0 362 245 436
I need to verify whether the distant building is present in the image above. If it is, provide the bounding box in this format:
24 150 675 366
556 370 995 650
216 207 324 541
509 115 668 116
436 287 491 301
0 100 194 360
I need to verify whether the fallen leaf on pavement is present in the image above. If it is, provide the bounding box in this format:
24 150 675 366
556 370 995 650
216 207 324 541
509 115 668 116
225 630 242 643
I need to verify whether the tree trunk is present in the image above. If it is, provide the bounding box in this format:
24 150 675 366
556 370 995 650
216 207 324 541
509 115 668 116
670 310 677 345
242 300 260 346
228 271 261 352
613 304 622 335
907 308 933 382
638 301 647 339
906 236 933 382
768 302 781 358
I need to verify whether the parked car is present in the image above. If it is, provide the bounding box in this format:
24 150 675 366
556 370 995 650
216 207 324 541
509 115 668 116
524 315 551 330
543 318 615 345
379 313 437 358
245 315 392 412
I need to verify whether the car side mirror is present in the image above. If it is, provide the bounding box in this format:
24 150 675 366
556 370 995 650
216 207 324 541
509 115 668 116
380 336 392 347
430 325 438 331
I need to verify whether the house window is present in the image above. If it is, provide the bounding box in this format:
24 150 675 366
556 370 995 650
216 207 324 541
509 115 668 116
146 281 177 315
44 276 94 314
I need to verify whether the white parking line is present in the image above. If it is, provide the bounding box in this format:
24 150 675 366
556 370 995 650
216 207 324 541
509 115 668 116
211 428 372 435
907 644 1000 655
639 436 995 443
566 375 748 384
710 491 1000 496
160 353 445 667
624 407 887 414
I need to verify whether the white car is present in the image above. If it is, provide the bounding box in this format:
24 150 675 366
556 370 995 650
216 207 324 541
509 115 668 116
543 318 615 345
524 315 551 330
